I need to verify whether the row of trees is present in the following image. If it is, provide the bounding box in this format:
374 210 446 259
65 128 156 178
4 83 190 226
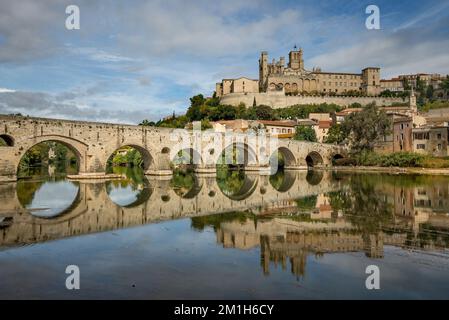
140 93 345 129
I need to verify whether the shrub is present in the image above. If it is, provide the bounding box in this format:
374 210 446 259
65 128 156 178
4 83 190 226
421 157 449 168
350 151 425 167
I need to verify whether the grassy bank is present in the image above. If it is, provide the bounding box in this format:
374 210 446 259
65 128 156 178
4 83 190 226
335 151 449 169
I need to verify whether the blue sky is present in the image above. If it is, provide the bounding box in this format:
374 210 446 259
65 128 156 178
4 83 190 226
0 0 448 124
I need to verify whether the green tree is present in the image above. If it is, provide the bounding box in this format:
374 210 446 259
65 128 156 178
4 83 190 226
441 75 449 98
245 105 276 120
186 94 205 121
294 125 317 142
324 124 347 144
341 103 391 152
139 119 155 126
426 85 434 99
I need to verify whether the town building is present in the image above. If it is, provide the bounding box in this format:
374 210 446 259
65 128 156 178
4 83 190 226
211 119 297 138
215 77 259 97
375 114 413 154
412 125 449 157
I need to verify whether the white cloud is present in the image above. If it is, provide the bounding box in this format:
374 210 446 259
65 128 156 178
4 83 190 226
0 87 16 93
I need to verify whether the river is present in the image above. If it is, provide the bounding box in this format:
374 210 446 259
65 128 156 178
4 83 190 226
1 164 449 299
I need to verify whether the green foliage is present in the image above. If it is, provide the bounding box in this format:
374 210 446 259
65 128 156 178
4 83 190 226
338 151 449 169
420 157 449 168
294 125 317 142
323 124 347 144
441 76 449 95
342 103 391 152
419 100 449 112
139 119 155 126
295 195 318 212
245 105 277 120
108 147 143 168
276 103 342 120
19 141 76 169
156 115 189 128
426 85 434 99
352 151 424 167
191 211 251 231
0 138 6 146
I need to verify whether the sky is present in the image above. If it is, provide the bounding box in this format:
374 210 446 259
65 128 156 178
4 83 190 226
0 0 448 124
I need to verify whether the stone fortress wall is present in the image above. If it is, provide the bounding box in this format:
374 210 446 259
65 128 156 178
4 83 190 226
219 91 406 108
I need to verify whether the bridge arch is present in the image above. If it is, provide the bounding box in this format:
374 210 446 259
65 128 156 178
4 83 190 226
217 142 257 167
171 147 203 170
106 144 153 171
305 151 323 167
331 153 344 165
0 134 14 146
17 135 87 174
270 146 296 168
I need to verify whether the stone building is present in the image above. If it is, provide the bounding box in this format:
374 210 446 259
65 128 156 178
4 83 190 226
211 119 297 138
380 78 404 92
412 125 449 157
258 48 381 96
216 47 382 98
215 77 259 97
375 114 413 154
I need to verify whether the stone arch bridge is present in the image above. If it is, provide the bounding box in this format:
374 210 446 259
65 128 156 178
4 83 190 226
0 115 347 182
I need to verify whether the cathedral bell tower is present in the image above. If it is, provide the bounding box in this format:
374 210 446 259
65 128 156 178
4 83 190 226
288 45 304 70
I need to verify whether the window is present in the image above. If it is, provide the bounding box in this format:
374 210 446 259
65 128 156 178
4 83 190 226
416 144 426 149
437 133 442 140
438 144 442 150
401 124 404 130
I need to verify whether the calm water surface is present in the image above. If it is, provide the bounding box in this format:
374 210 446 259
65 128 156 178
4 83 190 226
1 164 449 299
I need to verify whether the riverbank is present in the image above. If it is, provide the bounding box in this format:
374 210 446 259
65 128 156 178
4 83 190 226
330 165 449 175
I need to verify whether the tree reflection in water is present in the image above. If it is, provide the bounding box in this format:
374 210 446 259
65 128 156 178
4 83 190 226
216 167 246 197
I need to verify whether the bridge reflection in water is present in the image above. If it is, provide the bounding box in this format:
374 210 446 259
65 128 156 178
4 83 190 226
1 170 449 283
0 169 334 247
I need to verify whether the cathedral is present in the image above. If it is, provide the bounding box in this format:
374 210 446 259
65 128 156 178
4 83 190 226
216 47 382 97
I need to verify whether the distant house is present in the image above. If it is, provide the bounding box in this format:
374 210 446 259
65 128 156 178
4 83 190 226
413 124 449 157
211 119 296 138
375 114 413 154
254 120 297 138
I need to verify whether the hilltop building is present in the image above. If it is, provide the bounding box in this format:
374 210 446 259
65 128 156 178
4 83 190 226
217 47 382 97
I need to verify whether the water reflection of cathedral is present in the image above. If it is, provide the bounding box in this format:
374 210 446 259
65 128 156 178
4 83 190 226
216 218 385 279
215 184 449 279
